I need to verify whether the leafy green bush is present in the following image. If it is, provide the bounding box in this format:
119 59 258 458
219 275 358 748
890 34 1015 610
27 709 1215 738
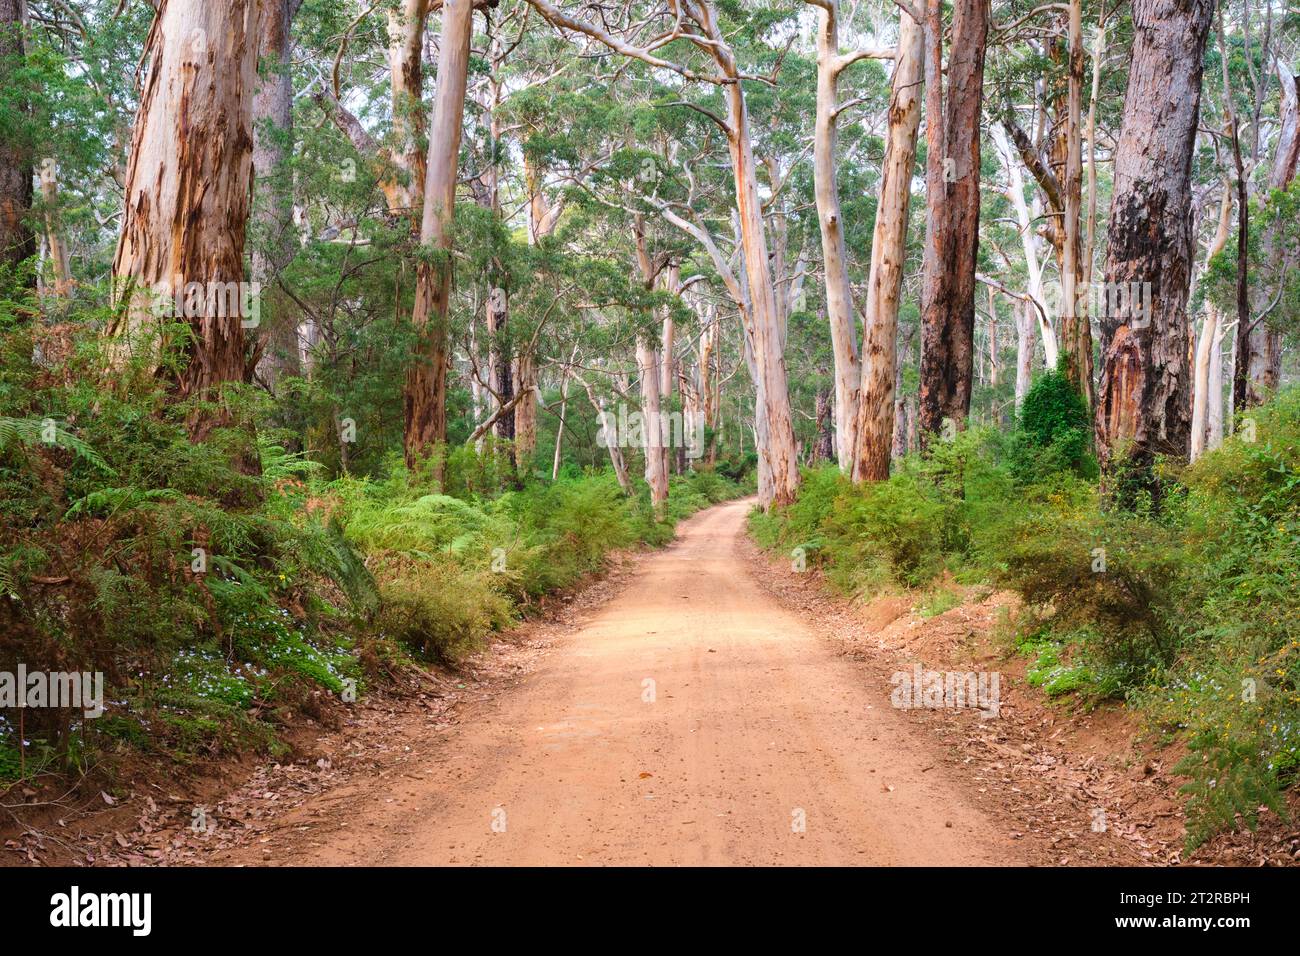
1009 367 1098 482
750 387 1300 849
374 559 514 665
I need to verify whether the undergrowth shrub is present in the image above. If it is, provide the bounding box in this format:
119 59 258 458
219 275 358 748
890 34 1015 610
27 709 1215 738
749 383 1300 850
0 312 745 779
1009 366 1098 482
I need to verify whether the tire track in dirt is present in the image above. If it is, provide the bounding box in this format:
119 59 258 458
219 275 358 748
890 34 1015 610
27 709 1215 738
200 498 1030 866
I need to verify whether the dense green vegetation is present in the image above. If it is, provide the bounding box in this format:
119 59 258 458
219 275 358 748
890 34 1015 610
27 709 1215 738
0 0 1296 871
752 379 1300 849
0 315 748 780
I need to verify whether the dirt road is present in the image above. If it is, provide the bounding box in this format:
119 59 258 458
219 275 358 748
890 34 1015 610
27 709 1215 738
208 499 1027 866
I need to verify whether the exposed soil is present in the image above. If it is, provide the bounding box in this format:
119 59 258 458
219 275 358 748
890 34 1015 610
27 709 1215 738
742 526 1300 868
7 498 1296 866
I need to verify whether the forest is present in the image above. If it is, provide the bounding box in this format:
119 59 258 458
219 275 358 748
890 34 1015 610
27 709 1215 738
0 0 1297 872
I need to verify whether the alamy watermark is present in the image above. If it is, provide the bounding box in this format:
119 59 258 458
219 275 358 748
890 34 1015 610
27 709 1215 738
890 664 1000 719
49 886 151 936
0 666 104 718
597 403 706 460
147 275 261 329
1041 279 1152 329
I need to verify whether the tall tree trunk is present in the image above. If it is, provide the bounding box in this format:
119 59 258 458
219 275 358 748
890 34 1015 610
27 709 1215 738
512 154 560 471
1205 313 1225 450
552 349 576 480
853 6 922 482
1058 0 1094 409
890 352 907 459
387 0 431 221
987 284 1000 392
1084 14 1107 290
252 0 301 391
1219 15 1256 419
487 287 514 442
740 322 773 503
477 29 516 450
993 124 1059 367
808 0 892 473
1191 182 1231 461
1240 58 1299 408
39 172 73 296
661 264 680 478
1095 0 1213 479
917 0 988 441
724 80 800 506
633 217 669 509
1015 297 1035 410
513 350 537 470
404 0 473 469
638 336 669 509
585 381 630 493
110 0 262 459
318 0 428 224
813 381 834 463
0 0 33 276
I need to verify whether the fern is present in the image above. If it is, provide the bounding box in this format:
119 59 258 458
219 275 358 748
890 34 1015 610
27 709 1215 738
259 437 322 483
64 486 182 519
1177 728 1289 852
0 415 114 474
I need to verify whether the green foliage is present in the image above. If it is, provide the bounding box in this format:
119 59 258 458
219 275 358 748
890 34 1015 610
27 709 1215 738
1177 728 1288 852
0 294 746 776
374 560 514 665
1023 638 1097 698
916 586 962 619
328 462 744 663
752 388 1300 848
1009 367 1098 481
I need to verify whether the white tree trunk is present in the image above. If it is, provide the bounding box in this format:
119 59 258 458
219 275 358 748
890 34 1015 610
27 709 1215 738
809 1 892 473
992 124 1058 368
638 337 669 510
1015 297 1035 411
1191 183 1232 461
853 6 922 481
725 79 800 507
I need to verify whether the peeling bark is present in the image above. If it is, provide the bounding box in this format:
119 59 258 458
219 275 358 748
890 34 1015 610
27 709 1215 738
917 0 988 441
724 72 800 505
1095 0 1213 476
110 0 262 456
387 0 432 222
806 0 893 473
1058 0 1094 410
853 6 922 481
404 0 473 469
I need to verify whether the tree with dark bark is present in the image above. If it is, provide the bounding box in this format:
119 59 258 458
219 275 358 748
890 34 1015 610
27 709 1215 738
917 0 989 442
1095 0 1214 482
